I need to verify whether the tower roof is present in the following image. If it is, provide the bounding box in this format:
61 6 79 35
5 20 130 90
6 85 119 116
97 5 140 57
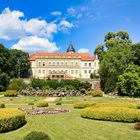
66 42 76 53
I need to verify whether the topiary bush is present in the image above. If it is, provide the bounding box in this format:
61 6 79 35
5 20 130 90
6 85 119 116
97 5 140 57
74 101 96 109
36 100 48 107
24 131 51 140
81 107 140 123
28 102 34 105
56 102 62 105
92 89 103 97
134 122 140 130
0 103 5 108
4 90 18 97
0 108 26 132
94 102 140 109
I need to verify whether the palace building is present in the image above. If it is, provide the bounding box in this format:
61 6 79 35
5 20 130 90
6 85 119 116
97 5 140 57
29 43 99 79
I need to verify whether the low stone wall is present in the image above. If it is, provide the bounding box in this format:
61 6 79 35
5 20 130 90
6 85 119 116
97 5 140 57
20 87 91 97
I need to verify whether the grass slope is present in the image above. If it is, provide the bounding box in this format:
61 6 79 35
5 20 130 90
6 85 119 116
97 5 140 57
0 96 140 140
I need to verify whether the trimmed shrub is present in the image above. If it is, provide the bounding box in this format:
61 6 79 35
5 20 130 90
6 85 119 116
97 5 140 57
74 101 96 109
81 107 140 122
28 102 34 105
0 108 26 132
4 90 18 97
0 103 5 108
92 89 103 97
8 78 28 91
134 122 140 130
94 102 140 109
24 131 51 140
36 100 48 107
56 102 62 105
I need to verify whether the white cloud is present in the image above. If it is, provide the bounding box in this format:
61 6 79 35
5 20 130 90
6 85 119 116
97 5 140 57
12 36 60 53
0 7 58 40
59 20 73 31
67 7 76 15
78 48 89 53
51 11 62 16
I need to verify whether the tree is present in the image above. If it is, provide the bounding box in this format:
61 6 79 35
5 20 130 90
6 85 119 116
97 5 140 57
117 65 140 97
9 49 31 78
94 30 135 93
0 44 13 77
131 43 140 66
0 72 10 91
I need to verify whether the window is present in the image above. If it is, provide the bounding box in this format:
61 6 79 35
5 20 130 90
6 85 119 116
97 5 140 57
53 62 55 66
89 70 91 74
38 62 41 66
84 63 87 67
38 69 41 74
65 70 68 74
71 70 74 74
43 62 45 66
71 62 73 66
57 62 59 66
94 62 96 67
75 70 78 74
61 62 63 66
49 70 51 74
75 62 78 66
65 62 67 65
84 70 87 74
43 70 45 74
89 63 91 67
49 62 51 66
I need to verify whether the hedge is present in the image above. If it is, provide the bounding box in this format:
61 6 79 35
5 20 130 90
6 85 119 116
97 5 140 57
94 102 140 109
74 101 96 109
0 108 26 132
81 107 140 122
36 100 48 107
4 90 18 97
91 89 103 97
24 131 51 140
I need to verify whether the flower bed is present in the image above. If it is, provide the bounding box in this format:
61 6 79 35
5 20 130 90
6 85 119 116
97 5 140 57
18 107 69 115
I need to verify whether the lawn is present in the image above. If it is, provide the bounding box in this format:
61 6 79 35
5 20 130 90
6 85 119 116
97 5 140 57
0 95 140 140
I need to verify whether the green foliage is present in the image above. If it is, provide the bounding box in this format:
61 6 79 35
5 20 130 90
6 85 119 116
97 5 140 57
0 72 10 91
92 89 103 97
56 102 62 105
8 78 28 91
0 103 5 108
94 102 140 109
94 30 135 93
4 90 18 97
0 108 26 132
99 44 134 93
31 78 91 90
24 131 51 140
28 102 34 105
36 100 49 107
9 49 31 78
74 101 96 109
81 107 140 123
132 43 140 66
117 65 140 97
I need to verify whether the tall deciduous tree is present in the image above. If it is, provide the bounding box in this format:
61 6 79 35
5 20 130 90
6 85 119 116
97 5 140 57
94 30 134 93
9 49 31 78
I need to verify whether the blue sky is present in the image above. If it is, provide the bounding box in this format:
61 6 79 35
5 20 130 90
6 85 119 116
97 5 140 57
0 0 140 54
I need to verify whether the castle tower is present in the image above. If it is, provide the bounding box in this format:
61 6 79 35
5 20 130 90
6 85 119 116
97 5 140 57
66 42 76 53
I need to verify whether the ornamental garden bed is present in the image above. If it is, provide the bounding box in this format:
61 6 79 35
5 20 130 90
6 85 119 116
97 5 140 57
18 107 70 115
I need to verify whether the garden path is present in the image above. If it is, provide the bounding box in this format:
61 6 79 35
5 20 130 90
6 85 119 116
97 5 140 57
44 97 57 102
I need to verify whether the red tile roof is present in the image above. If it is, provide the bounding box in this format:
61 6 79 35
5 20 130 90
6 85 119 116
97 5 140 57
29 52 95 61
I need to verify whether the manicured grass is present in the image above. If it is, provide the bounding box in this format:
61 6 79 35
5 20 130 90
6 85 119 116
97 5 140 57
0 96 140 140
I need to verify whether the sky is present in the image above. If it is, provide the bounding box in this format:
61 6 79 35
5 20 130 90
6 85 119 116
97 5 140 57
0 0 140 55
